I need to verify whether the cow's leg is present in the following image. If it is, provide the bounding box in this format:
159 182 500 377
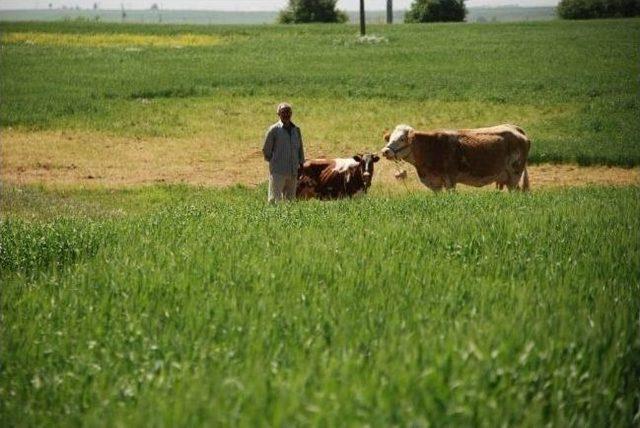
506 161 530 191
506 154 528 192
505 171 523 191
443 175 456 191
428 182 444 193
520 166 530 191
496 170 511 191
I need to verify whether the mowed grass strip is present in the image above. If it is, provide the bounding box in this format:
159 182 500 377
1 19 638 166
1 186 638 425
2 127 639 188
0 97 587 187
1 94 638 188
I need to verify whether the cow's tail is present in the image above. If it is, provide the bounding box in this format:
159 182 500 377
520 164 530 191
519 131 531 191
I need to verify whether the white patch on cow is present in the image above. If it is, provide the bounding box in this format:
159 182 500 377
389 124 414 145
333 158 360 173
332 157 360 184
384 124 414 160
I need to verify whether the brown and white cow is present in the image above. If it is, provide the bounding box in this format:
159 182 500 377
296 154 380 200
381 124 530 191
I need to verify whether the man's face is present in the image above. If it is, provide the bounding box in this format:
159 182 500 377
278 108 292 124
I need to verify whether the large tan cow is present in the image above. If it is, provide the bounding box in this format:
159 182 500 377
381 124 531 191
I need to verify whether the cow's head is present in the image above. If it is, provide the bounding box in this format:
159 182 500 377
381 124 414 161
353 153 380 189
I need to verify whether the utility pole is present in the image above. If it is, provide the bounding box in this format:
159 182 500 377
386 0 393 24
359 0 366 36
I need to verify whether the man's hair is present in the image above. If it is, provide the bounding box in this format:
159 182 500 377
277 102 292 114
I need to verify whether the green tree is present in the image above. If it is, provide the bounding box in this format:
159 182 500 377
278 0 348 24
557 0 640 19
405 0 467 23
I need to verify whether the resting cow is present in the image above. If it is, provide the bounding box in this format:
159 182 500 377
381 124 531 191
296 154 380 199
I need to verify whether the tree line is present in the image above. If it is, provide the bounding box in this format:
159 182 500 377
278 0 639 23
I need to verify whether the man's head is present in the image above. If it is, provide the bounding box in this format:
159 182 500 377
277 102 293 125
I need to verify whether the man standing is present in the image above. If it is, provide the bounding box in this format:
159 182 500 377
262 102 305 203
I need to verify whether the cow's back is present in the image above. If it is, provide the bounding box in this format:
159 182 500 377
300 159 333 181
459 124 526 138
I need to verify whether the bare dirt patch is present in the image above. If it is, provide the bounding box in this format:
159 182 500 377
1 130 266 188
2 130 638 190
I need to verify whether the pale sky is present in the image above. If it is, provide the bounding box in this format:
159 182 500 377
0 0 559 11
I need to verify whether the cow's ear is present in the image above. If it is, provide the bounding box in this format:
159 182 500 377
383 130 390 142
352 155 362 162
372 155 380 162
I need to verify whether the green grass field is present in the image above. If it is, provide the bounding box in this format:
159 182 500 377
2 186 639 426
1 18 640 426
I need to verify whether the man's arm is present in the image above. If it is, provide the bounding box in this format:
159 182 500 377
262 127 275 161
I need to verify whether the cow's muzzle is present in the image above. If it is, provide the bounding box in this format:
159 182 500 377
363 171 372 187
381 147 395 160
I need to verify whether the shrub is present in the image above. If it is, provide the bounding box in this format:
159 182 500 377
557 0 640 19
405 0 467 23
278 0 348 24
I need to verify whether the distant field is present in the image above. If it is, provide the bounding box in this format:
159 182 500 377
2 186 639 425
0 7 556 25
